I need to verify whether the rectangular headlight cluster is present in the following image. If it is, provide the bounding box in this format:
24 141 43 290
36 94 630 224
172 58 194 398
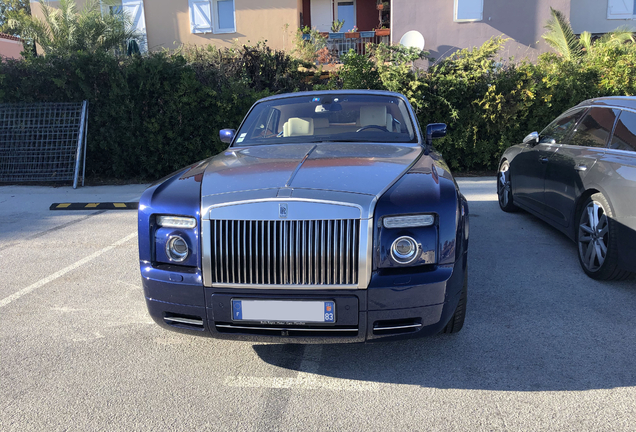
157 215 197 229
383 214 435 229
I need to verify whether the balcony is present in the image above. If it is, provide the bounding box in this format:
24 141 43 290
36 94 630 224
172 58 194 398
319 29 391 61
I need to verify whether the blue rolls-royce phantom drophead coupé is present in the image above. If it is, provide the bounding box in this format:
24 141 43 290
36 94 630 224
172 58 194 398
138 90 469 343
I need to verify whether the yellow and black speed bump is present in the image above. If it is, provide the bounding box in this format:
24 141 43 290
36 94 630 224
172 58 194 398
50 202 139 210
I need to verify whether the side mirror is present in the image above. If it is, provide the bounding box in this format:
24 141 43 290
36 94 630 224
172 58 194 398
523 131 539 145
426 123 447 145
220 129 236 144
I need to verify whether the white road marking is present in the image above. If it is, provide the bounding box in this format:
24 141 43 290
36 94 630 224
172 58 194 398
0 232 137 309
224 344 380 392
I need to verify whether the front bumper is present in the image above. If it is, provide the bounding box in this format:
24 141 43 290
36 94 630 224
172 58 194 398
142 252 467 343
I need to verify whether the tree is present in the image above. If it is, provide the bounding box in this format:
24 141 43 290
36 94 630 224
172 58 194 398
0 0 30 32
541 8 582 61
542 7 635 61
4 0 139 56
1 0 34 55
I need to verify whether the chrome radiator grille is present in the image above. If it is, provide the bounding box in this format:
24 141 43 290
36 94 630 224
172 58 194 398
210 219 360 286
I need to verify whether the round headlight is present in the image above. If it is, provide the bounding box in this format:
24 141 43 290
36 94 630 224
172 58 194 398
391 236 418 264
166 235 189 262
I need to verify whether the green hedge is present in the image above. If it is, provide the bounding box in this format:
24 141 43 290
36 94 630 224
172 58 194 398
0 44 308 179
332 37 636 171
1 38 635 179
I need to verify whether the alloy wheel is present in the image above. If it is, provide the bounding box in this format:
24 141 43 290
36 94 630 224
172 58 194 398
498 167 511 208
578 200 609 272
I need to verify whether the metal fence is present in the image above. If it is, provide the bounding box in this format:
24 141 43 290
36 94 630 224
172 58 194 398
0 101 88 188
325 33 391 62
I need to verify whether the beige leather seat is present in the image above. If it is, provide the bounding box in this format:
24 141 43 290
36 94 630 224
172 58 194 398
282 117 314 137
313 117 330 135
359 106 393 131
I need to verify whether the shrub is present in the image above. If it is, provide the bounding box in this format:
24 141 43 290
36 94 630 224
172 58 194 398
2 33 635 179
0 43 308 179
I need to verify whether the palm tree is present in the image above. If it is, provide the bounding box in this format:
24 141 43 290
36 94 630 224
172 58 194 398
542 7 582 61
6 0 138 55
542 7 635 60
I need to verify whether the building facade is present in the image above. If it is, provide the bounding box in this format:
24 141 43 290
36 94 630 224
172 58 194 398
571 0 636 35
0 33 24 59
28 1 636 58
392 0 636 63
30 0 303 52
392 0 571 62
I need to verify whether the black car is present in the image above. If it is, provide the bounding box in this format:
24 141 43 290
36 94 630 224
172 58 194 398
498 96 636 280
137 90 470 343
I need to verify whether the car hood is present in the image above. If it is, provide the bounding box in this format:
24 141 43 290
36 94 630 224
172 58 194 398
200 143 422 198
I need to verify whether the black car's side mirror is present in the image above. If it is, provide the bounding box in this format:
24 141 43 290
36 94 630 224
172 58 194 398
523 131 539 145
426 123 447 146
220 129 236 144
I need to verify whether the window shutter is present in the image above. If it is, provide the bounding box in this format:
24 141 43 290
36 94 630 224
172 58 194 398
189 0 213 33
122 0 148 52
607 0 633 19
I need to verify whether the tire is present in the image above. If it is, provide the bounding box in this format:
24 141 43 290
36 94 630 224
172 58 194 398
497 161 518 212
443 269 467 334
576 193 631 281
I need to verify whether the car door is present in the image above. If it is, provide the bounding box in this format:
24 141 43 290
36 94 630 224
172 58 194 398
512 108 586 215
543 107 618 228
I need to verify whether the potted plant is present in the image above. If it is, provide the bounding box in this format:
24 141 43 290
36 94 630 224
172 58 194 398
345 26 359 38
329 19 345 39
375 26 390 36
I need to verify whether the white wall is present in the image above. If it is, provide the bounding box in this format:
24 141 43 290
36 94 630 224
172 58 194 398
571 0 636 34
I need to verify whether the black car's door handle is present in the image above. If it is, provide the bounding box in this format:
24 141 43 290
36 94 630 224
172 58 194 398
539 157 549 163
574 164 588 171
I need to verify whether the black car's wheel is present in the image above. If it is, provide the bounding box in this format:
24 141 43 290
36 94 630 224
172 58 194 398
577 193 631 281
497 161 518 212
443 270 467 334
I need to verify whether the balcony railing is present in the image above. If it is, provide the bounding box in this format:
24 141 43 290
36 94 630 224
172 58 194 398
319 30 390 62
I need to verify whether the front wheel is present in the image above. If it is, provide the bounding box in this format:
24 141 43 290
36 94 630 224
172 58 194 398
497 161 518 212
577 193 631 280
443 270 467 334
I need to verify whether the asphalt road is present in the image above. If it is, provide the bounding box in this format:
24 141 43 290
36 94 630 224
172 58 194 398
1 179 635 431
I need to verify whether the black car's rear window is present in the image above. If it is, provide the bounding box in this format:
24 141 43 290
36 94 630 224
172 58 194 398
611 110 636 152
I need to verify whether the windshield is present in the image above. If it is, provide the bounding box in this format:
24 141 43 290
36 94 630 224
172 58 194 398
233 94 418 146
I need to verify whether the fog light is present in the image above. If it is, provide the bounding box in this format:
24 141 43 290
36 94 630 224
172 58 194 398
166 235 189 262
391 236 418 264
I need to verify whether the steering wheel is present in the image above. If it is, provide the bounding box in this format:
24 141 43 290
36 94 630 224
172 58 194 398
356 125 389 133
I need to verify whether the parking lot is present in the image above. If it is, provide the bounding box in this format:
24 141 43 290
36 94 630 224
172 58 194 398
1 178 635 431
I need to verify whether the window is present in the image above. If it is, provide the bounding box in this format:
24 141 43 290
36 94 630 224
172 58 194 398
610 110 636 152
102 0 147 52
189 0 235 34
569 107 620 148
607 0 636 19
108 2 122 15
337 1 355 32
214 0 236 33
454 0 483 22
539 109 586 144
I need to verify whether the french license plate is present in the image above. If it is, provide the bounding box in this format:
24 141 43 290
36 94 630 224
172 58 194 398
231 300 335 324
